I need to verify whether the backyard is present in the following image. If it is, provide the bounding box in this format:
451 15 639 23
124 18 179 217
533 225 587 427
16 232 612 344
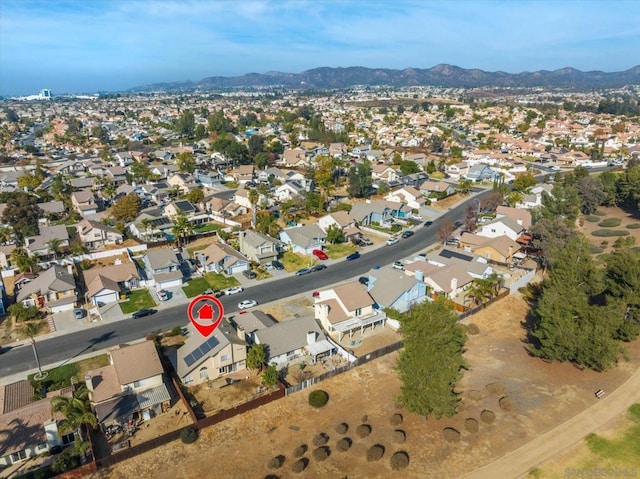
579 205 640 255
119 289 156 314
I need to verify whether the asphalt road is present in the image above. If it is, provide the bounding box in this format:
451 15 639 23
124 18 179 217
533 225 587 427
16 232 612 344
0 191 488 379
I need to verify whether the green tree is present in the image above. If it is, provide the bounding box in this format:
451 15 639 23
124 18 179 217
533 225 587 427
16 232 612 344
397 299 467 418
326 224 346 244
130 161 152 181
186 188 204 204
248 134 265 157
172 212 194 247
50 174 69 200
51 384 97 433
575 176 606 215
176 152 196 173
175 110 195 137
347 162 373 198
112 193 140 222
47 238 63 259
457 179 473 195
398 160 420 175
17 173 42 191
208 110 234 135
511 173 537 192
255 211 281 237
539 183 580 222
505 191 524 207
262 364 278 387
8 303 41 322
0 191 42 242
246 343 267 370
254 152 270 169
19 321 47 379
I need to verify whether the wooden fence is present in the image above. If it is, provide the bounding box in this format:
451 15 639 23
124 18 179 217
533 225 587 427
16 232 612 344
51 462 97 479
94 428 183 469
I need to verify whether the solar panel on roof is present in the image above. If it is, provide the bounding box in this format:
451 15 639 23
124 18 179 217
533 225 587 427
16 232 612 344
184 352 197 367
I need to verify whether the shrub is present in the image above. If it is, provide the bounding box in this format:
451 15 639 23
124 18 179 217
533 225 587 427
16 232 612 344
308 390 329 408
592 229 630 237
181 425 198 444
292 444 307 458
336 437 352 451
390 413 403 426
588 244 604 254
167 326 182 337
443 427 461 442
464 418 479 433
598 218 622 227
392 429 406 443
267 455 285 470
627 223 640 229
390 451 410 470
468 390 483 401
312 446 330 461
335 422 349 434
499 396 516 412
313 433 329 447
356 424 372 438
485 381 506 396
480 409 496 424
291 458 308 474
466 323 480 335
585 215 600 222
367 444 385 461
594 210 607 216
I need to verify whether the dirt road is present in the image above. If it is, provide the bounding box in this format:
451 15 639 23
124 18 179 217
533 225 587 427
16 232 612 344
461 365 640 479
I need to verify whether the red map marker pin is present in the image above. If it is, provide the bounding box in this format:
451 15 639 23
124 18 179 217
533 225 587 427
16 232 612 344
187 295 224 337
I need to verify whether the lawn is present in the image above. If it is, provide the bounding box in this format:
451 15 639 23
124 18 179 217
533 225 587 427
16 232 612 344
194 223 223 234
204 272 240 290
28 354 110 392
280 251 313 272
325 242 357 259
585 404 640 467
182 278 210 298
120 289 157 314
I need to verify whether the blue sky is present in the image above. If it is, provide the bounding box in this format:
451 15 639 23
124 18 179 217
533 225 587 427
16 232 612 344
1 0 638 96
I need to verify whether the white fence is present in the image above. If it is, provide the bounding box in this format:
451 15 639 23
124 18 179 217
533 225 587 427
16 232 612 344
509 267 536 295
37 244 148 269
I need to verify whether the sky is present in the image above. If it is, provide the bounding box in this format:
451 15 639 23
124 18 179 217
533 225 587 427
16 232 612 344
1 0 639 96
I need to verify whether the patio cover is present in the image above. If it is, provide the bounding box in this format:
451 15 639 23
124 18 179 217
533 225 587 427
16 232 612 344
94 394 139 423
305 339 335 358
136 384 172 409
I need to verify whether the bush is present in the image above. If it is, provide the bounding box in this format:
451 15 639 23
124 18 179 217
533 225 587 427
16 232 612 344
594 210 607 216
465 418 479 433
588 244 604 254
336 437 352 451
390 413 403 426
627 223 640 229
292 444 307 458
466 323 480 335
585 215 600 222
392 429 406 443
499 396 516 412
167 326 182 337
367 444 385 461
443 427 461 442
312 446 330 461
313 433 329 447
308 390 329 408
390 451 410 471
485 381 506 396
267 455 285 470
181 425 199 444
480 409 496 424
592 229 630 237
335 422 349 434
598 218 622 227
356 424 372 438
291 458 308 474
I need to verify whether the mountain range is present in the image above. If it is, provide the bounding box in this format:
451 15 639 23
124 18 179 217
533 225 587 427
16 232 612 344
130 64 640 92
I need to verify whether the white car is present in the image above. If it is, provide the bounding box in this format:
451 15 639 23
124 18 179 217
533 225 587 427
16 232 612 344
412 214 423 220
386 237 399 246
223 286 244 295
392 261 404 270
238 300 258 309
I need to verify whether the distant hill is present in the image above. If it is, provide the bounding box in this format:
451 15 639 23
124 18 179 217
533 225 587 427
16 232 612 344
129 64 640 92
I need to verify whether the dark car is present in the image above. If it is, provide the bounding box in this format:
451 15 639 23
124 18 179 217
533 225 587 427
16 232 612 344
271 260 284 270
424 220 433 227
295 268 312 276
243 269 257 279
132 308 156 319
346 252 361 261
358 276 369 286
311 264 327 272
401 230 415 239
454 220 464 229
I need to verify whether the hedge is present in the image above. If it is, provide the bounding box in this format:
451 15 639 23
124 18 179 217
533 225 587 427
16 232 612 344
592 229 630 237
308 390 329 408
598 218 622 227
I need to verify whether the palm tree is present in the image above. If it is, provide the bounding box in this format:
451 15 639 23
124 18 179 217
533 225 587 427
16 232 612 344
140 218 153 242
248 188 259 227
11 247 38 274
47 238 62 259
0 226 13 244
20 321 48 380
457 179 473 195
51 384 97 456
172 212 194 248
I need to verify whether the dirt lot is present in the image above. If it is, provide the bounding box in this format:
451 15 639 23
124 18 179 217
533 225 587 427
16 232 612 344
95 292 640 479
579 205 640 255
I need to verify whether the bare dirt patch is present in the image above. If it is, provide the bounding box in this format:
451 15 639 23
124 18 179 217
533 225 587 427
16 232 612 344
257 296 313 322
579 205 640 254
99 292 640 479
431 193 466 210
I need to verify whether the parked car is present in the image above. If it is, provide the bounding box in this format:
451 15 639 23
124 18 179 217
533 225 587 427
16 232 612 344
156 289 169 301
312 249 328 260
346 251 361 261
454 220 464 229
271 260 284 270
386 237 399 246
311 264 327 272
312 291 320 298
295 268 312 276
73 308 85 319
401 230 415 239
392 261 404 270
424 220 433 227
243 270 257 279
358 276 369 286
238 300 258 310
361 237 373 246
132 308 156 319
412 214 423 220
223 286 244 295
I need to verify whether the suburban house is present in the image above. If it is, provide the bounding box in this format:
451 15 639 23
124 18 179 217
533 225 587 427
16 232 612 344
314 281 387 341
273 180 306 202
466 164 497 182
419 180 457 198
71 189 99 215
24 225 70 259
371 164 399 183
83 261 141 306
0 386 74 467
253 316 336 366
446 162 469 180
167 173 199 194
0 244 16 270
495 205 532 230
423 262 474 299
364 266 428 314
129 213 174 242
142 248 184 289
280 148 307 168
385 186 425 210
402 172 429 188
86 341 172 426
163 200 197 219
76 218 124 250
317 210 358 235
228 165 255 184
194 168 223 188
16 265 77 313
516 183 554 209
196 242 250 275
476 216 527 241
238 229 280 264
350 199 406 225
459 232 521 264
279 225 327 256
169 319 247 386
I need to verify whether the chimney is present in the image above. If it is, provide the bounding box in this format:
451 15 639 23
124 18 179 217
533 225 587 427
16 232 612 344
450 277 458 292
84 374 93 392
306 331 317 345
67 265 73 275
237 326 246 342
415 270 424 282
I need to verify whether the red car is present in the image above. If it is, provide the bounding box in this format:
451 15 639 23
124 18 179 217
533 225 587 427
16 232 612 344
312 249 328 260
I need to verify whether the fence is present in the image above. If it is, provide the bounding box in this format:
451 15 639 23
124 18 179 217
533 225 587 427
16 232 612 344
195 382 286 429
94 428 184 469
457 289 510 320
285 341 403 396
51 462 97 479
508 267 536 295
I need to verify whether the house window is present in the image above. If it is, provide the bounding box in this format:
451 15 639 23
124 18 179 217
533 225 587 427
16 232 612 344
491 229 496 233
220 354 230 362
36 443 48 451
355 308 362 317
184 375 193 384
10 450 27 463
61 432 75 445
133 380 143 388
199 367 209 379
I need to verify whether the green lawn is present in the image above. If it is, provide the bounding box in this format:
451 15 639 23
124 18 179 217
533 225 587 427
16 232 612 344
194 223 223 233
182 273 241 298
120 289 157 314
182 278 210 298
29 354 110 392
325 243 357 259
204 272 240 290
585 404 640 467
